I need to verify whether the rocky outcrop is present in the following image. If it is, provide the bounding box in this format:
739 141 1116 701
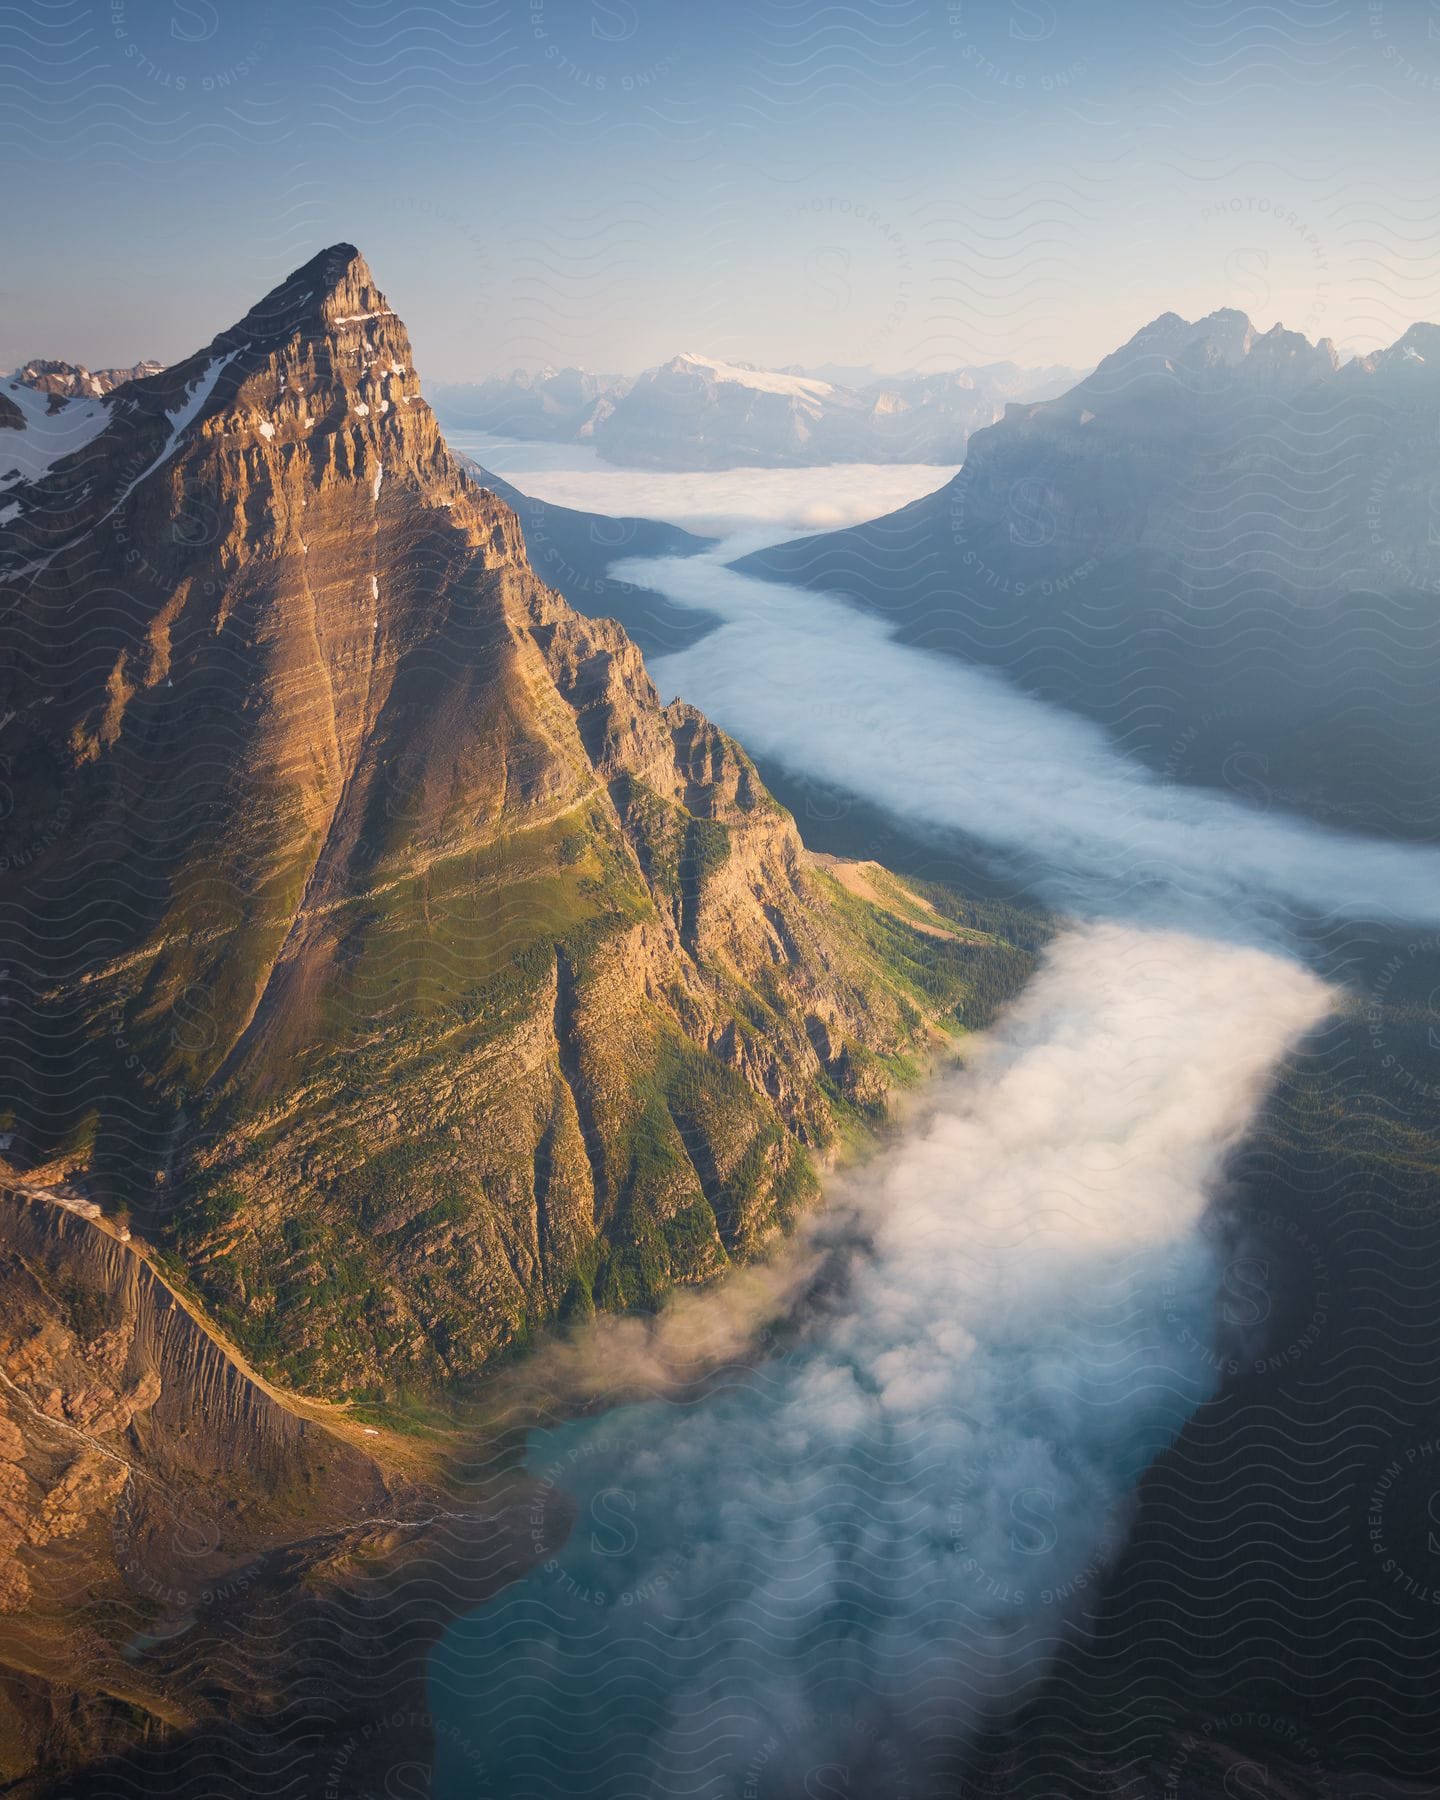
0 1179 404 1787
0 1187 383 1507
0 245 1035 1399
466 463 718 661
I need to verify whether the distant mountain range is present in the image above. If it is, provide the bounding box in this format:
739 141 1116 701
8 355 165 398
737 307 1440 836
432 352 1083 469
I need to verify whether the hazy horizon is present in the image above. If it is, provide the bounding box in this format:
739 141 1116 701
6 0 1440 382
0 273 1406 390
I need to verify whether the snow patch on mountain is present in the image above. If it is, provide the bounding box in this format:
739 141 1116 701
0 380 110 492
668 352 835 402
103 350 242 516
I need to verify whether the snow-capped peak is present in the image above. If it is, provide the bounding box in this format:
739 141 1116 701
668 352 835 401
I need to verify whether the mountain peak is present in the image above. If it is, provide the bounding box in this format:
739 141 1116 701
1383 320 1440 364
1084 307 1344 391
656 351 835 402
1188 308 1257 364
1129 308 1257 357
0 243 463 582
213 242 391 357
0 246 997 1418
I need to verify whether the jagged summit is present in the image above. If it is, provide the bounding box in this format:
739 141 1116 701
1122 306 1256 357
4 245 390 423
1096 306 1440 385
211 241 389 355
1026 307 1347 411
0 240 457 577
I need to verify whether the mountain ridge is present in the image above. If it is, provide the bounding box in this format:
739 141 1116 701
734 304 1440 835
432 349 1084 468
0 244 1038 1402
7 358 166 400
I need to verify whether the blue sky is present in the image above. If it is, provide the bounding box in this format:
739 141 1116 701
4 0 1440 380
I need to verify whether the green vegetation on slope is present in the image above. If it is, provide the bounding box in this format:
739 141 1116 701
159 842 1041 1403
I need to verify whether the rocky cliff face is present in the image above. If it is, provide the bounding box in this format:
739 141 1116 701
0 1178 402 1786
0 245 1033 1399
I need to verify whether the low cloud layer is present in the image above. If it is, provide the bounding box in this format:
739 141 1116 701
637 545 1440 932
433 927 1332 1797
432 490 1440 1796
445 434 957 537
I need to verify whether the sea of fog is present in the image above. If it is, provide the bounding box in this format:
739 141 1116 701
443 431 959 538
430 454 1440 1798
